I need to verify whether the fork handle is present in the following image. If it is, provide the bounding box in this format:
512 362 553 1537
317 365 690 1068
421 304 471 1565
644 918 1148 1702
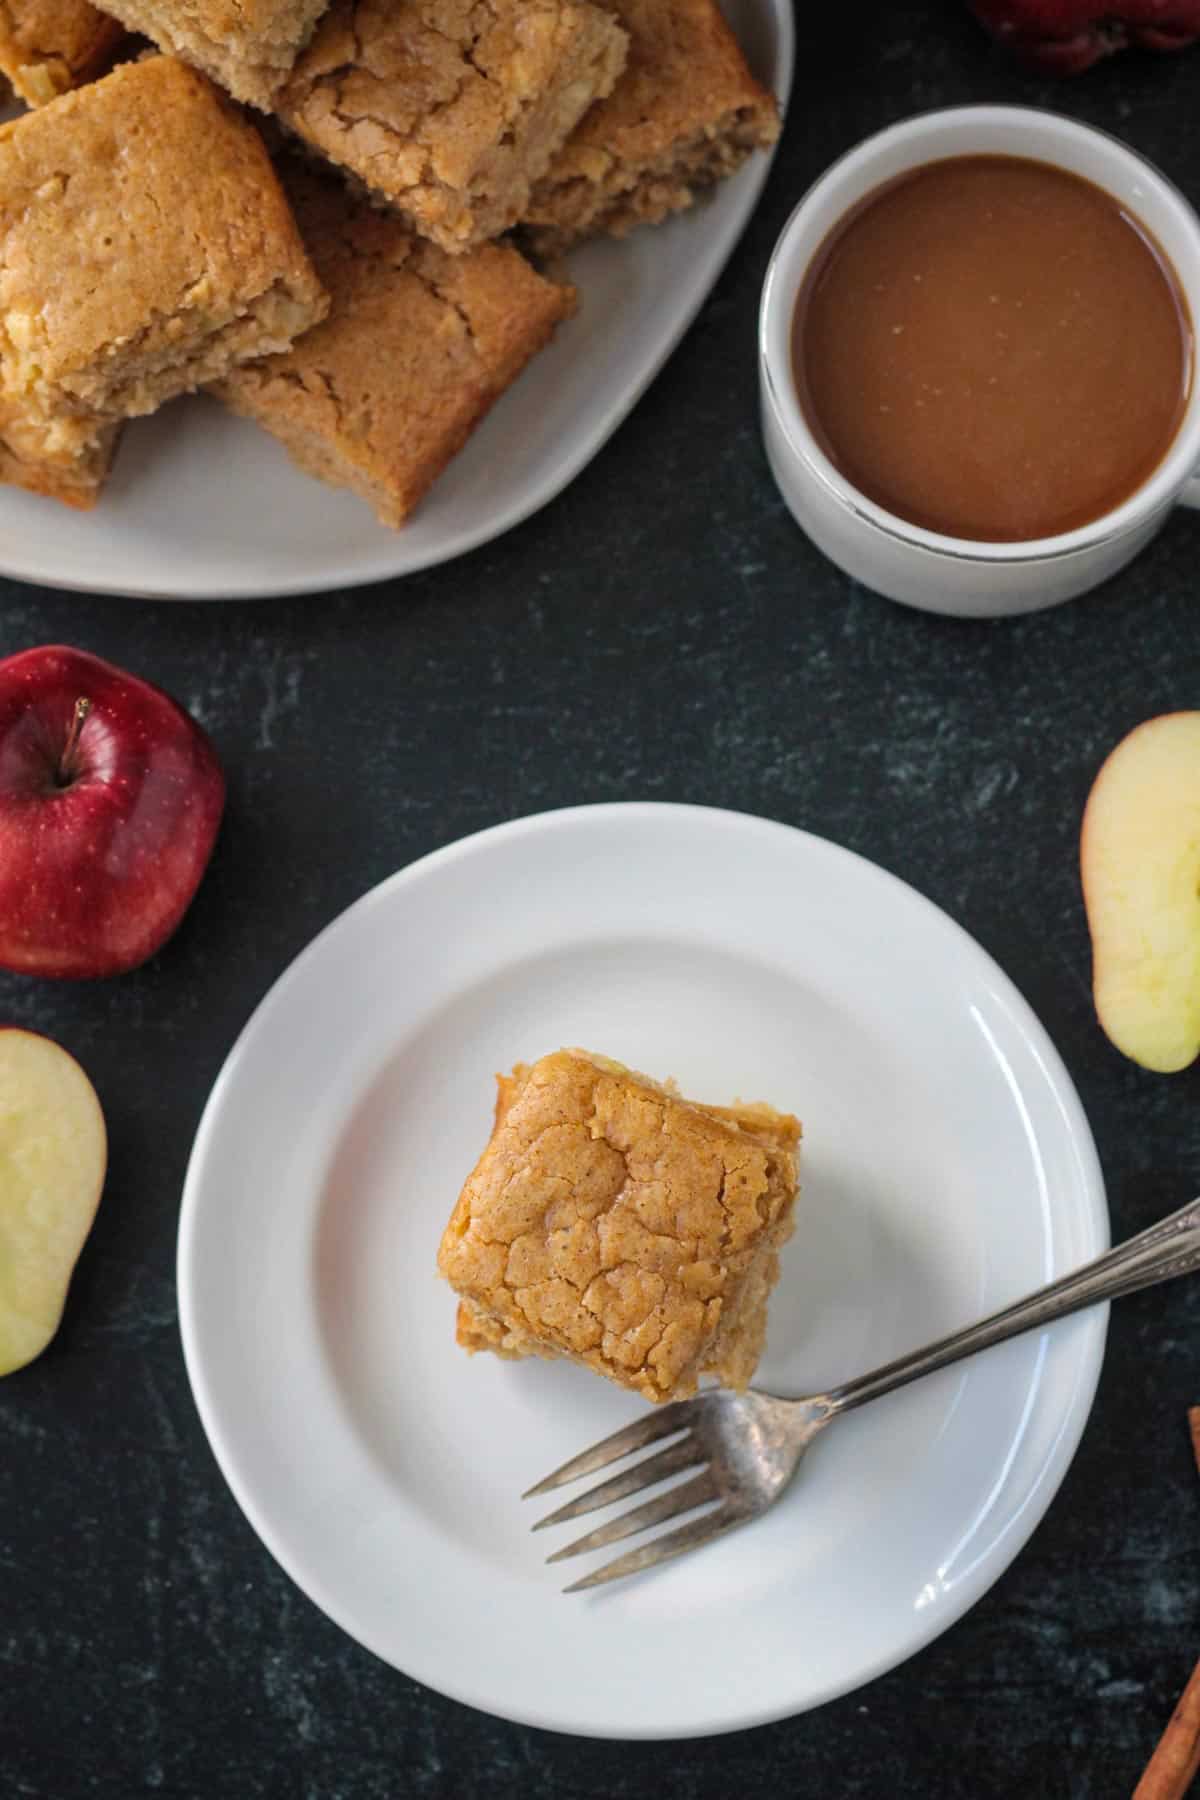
826 1194 1200 1416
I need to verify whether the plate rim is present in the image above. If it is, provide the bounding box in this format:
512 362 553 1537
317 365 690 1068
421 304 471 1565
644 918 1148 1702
0 3 795 603
177 801 1109 1736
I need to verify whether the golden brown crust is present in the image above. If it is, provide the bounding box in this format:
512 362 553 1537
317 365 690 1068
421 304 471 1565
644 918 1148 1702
212 165 574 526
521 0 778 254
438 1049 800 1402
0 0 124 106
0 57 327 424
0 403 118 506
276 0 627 253
93 0 330 105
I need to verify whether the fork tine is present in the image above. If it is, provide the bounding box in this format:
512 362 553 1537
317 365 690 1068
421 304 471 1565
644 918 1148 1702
531 1434 704 1531
522 1397 701 1499
546 1469 719 1564
562 1504 748 1593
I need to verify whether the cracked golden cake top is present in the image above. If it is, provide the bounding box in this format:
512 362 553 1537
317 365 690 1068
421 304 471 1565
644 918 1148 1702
439 1049 799 1401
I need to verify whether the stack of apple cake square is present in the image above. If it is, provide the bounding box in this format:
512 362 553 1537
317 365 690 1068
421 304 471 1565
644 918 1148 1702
0 0 779 523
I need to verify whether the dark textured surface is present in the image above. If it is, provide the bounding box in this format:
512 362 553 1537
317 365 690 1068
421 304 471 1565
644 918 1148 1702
4 4 1200 1795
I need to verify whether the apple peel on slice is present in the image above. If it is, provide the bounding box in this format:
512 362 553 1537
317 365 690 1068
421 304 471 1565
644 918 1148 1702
1082 712 1200 1073
0 1028 106 1375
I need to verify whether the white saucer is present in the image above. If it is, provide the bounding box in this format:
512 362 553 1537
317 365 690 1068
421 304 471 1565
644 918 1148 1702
0 0 792 600
178 804 1107 1737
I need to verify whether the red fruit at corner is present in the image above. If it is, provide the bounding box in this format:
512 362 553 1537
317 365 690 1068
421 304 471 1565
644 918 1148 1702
0 645 225 978
971 0 1200 73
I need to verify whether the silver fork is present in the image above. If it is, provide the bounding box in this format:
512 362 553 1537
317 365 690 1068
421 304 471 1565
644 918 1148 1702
525 1194 1200 1592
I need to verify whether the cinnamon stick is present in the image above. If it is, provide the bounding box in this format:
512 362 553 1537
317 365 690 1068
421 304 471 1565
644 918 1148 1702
1130 1411 1200 1799
1132 1661 1200 1800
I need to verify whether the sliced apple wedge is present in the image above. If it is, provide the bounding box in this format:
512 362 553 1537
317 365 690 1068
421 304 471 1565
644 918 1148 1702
0 1028 106 1375
1081 712 1200 1073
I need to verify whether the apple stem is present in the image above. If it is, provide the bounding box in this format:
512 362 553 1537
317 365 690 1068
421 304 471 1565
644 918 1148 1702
57 697 91 785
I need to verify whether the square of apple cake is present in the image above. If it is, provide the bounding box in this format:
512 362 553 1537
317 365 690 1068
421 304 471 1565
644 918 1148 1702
438 1049 800 1403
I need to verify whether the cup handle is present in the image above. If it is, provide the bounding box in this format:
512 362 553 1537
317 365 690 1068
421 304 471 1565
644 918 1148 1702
1179 468 1200 510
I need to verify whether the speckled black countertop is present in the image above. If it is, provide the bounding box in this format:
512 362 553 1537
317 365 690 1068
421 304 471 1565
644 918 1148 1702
4 4 1200 1795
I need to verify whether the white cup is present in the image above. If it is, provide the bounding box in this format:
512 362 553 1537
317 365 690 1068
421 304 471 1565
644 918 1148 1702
759 106 1200 619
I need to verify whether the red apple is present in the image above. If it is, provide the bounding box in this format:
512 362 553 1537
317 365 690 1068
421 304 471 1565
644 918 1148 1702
0 645 225 978
971 1 1200 73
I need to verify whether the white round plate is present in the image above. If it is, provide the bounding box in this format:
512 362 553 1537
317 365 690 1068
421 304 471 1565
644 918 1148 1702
0 0 791 600
178 804 1107 1738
